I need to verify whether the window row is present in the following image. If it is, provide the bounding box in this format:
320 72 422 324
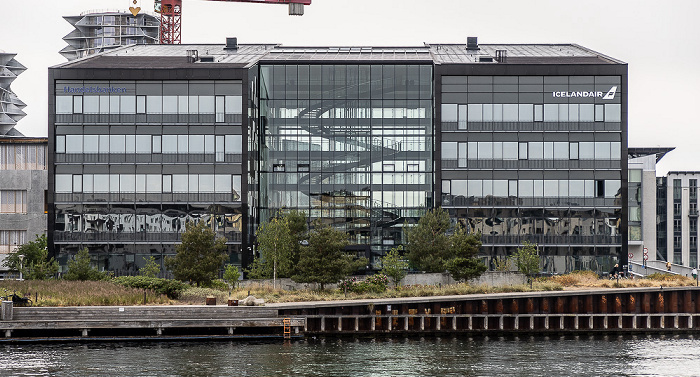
0 190 27 214
266 101 432 119
441 141 621 161
55 174 242 195
266 190 429 209
56 135 242 155
442 179 621 198
263 172 429 185
0 230 26 254
261 64 433 100
266 135 430 153
56 213 241 235
441 103 621 124
0 144 47 171
56 95 242 117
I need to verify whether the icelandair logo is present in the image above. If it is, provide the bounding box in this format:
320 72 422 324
552 86 618 100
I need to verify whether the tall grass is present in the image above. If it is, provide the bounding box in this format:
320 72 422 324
0 280 171 306
175 281 563 305
545 271 695 289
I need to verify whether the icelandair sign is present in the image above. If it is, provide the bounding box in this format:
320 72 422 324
552 86 617 100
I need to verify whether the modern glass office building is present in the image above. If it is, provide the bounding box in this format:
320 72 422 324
49 39 627 274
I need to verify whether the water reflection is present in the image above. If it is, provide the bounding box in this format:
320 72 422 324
1 335 699 377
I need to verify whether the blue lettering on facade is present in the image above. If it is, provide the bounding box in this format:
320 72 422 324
63 86 128 94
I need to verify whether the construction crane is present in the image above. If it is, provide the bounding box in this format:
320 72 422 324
152 0 312 45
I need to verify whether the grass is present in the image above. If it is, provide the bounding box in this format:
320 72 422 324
176 280 564 305
0 280 172 306
1 271 695 307
545 270 696 289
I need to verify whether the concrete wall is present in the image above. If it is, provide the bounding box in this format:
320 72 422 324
0 168 48 270
239 271 527 291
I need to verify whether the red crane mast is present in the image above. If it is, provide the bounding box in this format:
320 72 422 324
155 0 312 45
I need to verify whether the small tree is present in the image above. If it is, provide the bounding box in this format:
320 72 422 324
405 207 452 272
512 241 540 286
293 220 367 290
380 246 409 287
139 256 161 278
446 224 486 282
64 248 108 281
3 234 58 280
223 264 241 291
165 221 228 287
255 215 295 288
493 257 511 272
285 210 308 268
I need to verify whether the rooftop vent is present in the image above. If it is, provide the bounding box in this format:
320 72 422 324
186 49 198 63
466 37 479 51
495 49 507 63
225 37 238 51
478 56 493 62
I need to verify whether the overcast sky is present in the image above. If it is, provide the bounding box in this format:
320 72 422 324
2 0 698 174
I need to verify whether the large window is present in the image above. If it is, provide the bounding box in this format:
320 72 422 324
56 134 242 155
56 80 243 117
55 173 241 197
0 190 27 213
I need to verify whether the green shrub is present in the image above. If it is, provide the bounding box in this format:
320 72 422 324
113 276 188 299
205 279 229 291
340 274 389 294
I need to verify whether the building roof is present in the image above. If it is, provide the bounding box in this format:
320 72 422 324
667 171 700 176
52 40 625 69
628 147 675 163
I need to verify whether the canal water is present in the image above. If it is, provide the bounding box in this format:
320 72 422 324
2 335 699 376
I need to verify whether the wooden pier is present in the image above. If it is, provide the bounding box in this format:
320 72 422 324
4 287 700 341
0 305 304 341
273 286 700 335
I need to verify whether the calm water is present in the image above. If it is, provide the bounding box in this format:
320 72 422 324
2 335 699 376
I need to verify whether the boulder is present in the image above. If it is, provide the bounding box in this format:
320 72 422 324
240 295 265 306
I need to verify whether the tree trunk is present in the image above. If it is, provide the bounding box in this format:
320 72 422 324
273 258 277 290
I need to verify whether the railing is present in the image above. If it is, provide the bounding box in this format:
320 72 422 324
56 113 242 125
480 234 621 246
55 192 241 203
629 260 695 277
53 231 242 243
55 153 242 164
441 121 621 132
441 159 620 170
441 195 619 208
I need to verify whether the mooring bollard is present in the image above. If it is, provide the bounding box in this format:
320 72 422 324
1 301 13 321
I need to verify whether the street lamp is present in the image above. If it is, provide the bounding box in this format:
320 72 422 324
18 254 24 281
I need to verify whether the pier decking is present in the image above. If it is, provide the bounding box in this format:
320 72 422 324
3 286 700 341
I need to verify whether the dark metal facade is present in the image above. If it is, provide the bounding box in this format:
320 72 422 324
48 44 628 274
435 63 627 273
